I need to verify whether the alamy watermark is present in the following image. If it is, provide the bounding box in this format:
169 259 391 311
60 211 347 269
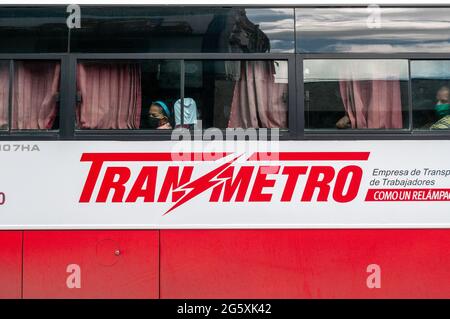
367 4 382 29
169 121 282 164
66 4 81 29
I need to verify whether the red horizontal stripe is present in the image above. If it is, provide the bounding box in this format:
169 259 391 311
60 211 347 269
247 152 370 161
81 152 231 162
365 188 450 201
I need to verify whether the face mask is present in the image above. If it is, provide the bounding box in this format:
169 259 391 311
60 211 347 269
146 116 161 129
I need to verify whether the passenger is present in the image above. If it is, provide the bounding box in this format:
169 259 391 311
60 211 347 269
146 101 172 129
336 115 351 129
434 86 450 119
431 86 450 129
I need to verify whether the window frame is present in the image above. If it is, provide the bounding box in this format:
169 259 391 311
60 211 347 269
69 6 296 54
409 58 450 131
298 52 450 140
0 53 68 140
302 57 411 134
293 6 450 55
69 53 297 141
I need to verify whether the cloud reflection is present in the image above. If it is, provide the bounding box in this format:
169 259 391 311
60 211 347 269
296 7 450 52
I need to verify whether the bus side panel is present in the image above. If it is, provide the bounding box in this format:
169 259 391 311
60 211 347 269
0 231 22 299
161 230 308 299
23 230 159 299
160 230 450 298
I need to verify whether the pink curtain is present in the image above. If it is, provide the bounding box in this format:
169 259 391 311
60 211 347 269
0 63 8 129
228 61 287 128
339 80 403 129
12 61 60 130
77 62 141 129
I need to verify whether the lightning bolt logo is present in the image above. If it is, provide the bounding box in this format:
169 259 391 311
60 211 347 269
163 155 242 215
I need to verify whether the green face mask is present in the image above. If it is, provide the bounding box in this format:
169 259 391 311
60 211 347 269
435 103 450 118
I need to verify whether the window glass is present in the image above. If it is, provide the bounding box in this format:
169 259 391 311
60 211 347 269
71 7 294 53
76 59 288 130
0 7 68 53
184 60 288 129
296 7 450 53
0 61 9 130
304 59 409 130
239 8 295 53
76 60 180 130
12 60 60 130
412 60 450 130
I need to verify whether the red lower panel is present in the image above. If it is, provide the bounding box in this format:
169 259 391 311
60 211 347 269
0 231 22 299
23 230 159 299
160 230 450 298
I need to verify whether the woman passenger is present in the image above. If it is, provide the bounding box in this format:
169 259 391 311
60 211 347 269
146 101 172 129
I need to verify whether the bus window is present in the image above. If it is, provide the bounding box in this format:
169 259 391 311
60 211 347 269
0 61 9 130
243 9 295 53
183 60 288 130
304 59 409 130
70 7 294 53
411 61 450 130
76 60 180 130
0 7 68 53
76 59 288 131
12 60 61 131
296 7 450 53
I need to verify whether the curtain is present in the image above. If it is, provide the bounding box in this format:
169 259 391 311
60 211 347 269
77 62 141 129
339 65 403 129
228 61 288 128
12 61 60 130
0 63 8 129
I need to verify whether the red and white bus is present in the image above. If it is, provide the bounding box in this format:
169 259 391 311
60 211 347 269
0 2 450 299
